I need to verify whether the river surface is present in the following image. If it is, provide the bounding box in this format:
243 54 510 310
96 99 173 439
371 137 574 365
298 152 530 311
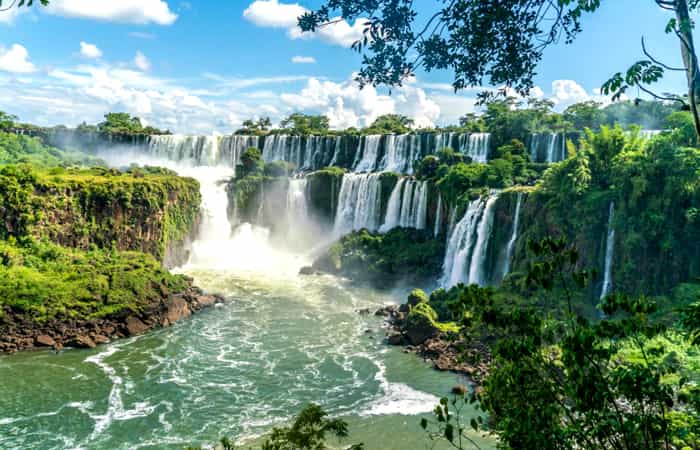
0 155 494 450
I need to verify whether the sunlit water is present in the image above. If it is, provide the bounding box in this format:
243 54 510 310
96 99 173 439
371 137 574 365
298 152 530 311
0 151 494 450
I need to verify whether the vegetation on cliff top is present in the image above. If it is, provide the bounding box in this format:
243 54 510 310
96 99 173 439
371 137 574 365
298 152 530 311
0 239 188 323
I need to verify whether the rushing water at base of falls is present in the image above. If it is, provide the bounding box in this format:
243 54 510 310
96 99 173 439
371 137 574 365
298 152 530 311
440 196 499 288
0 153 493 450
600 201 616 300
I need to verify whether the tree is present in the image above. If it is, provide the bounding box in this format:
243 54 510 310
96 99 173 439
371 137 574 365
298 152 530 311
280 113 330 135
0 0 47 12
428 237 700 450
301 1 700 138
364 114 414 134
601 1 700 137
564 101 606 130
0 111 18 131
299 1 601 101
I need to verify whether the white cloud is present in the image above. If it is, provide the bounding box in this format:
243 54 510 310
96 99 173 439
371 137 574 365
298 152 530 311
243 0 366 47
291 55 316 64
280 76 440 129
243 0 305 28
134 52 151 71
46 0 177 25
0 44 36 73
79 41 102 59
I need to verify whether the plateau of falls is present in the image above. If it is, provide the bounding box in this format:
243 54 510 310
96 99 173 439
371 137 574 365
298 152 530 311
530 133 567 163
146 131 494 175
600 201 616 300
440 195 499 288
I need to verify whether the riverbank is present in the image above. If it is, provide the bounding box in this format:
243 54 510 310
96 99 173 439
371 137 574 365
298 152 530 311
0 282 224 353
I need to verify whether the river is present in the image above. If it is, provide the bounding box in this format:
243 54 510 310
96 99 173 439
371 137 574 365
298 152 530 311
0 155 493 450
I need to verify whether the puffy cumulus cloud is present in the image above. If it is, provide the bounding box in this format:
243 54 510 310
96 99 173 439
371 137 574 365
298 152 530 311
550 79 590 106
0 44 36 73
79 41 102 59
243 0 305 28
291 55 316 64
243 0 366 48
280 76 440 129
46 0 177 25
134 51 151 71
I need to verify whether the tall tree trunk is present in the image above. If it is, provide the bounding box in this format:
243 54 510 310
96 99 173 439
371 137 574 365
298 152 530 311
675 0 700 138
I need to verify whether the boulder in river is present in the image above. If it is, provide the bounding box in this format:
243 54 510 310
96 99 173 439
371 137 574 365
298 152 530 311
35 335 56 348
125 316 149 336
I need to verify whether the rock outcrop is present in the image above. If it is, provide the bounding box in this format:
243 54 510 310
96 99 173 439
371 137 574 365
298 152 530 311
0 286 224 353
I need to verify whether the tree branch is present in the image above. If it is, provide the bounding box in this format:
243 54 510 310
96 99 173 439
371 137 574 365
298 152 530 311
641 36 686 71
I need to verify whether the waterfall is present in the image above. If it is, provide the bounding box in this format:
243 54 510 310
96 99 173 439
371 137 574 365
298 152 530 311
465 133 491 163
146 134 260 172
502 192 523 278
379 178 429 232
434 195 443 237
333 173 383 235
285 178 311 245
639 129 662 139
354 135 382 172
380 178 405 232
381 134 422 174
530 133 566 163
440 195 498 288
600 201 616 300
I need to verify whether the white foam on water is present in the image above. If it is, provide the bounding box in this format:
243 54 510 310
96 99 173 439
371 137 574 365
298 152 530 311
360 358 439 416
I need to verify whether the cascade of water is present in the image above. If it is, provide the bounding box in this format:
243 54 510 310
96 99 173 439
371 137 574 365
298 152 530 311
333 173 383 235
397 179 415 227
600 201 616 300
639 129 662 139
285 178 310 243
381 134 418 174
502 192 523 278
380 179 405 232
467 196 498 286
379 179 429 232
440 194 499 288
466 133 491 163
434 195 443 237
415 182 428 230
328 136 342 166
354 135 382 172
440 200 487 288
529 133 566 163
446 205 458 237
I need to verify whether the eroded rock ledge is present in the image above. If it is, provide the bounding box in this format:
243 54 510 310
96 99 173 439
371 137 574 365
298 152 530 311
0 285 224 353
376 304 491 384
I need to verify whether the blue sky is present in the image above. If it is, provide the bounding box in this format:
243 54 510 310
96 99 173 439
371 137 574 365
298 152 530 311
0 0 692 133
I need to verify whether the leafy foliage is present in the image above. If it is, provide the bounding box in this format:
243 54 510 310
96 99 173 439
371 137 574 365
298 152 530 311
299 0 601 100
